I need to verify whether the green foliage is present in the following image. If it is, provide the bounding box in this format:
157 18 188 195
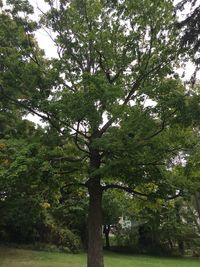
1 1 200 265
102 191 123 225
1 0 195 197
50 226 81 252
114 226 139 252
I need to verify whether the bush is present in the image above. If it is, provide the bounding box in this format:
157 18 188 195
50 226 81 253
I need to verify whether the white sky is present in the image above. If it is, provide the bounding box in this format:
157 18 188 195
29 0 58 58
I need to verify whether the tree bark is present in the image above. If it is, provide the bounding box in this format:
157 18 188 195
87 147 104 267
87 181 104 267
103 225 110 249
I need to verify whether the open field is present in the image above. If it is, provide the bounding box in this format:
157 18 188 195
0 246 199 267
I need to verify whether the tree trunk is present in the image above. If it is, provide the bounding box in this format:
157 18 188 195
103 225 110 249
87 181 104 267
194 193 200 218
178 240 184 255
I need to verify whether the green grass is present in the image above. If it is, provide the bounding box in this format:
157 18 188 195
0 246 199 267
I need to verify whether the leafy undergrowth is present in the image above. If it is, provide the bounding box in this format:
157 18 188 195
0 246 199 267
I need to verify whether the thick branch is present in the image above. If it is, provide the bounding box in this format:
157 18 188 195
96 49 124 84
144 119 166 140
102 183 182 201
144 109 177 141
73 121 90 154
102 184 147 198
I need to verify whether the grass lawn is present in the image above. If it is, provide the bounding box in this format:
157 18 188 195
0 246 199 267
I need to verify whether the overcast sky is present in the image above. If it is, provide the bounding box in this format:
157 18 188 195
28 0 57 58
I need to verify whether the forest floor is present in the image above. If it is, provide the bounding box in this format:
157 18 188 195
0 246 199 267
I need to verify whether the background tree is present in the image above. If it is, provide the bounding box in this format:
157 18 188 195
0 117 84 251
102 190 124 249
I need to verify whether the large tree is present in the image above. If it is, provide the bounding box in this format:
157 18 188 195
0 1 198 266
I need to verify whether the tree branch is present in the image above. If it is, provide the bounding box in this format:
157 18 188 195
144 118 166 141
102 183 182 201
144 109 178 141
102 184 147 198
98 61 168 137
50 155 87 162
0 85 89 140
0 84 65 134
73 120 90 154
62 182 88 189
